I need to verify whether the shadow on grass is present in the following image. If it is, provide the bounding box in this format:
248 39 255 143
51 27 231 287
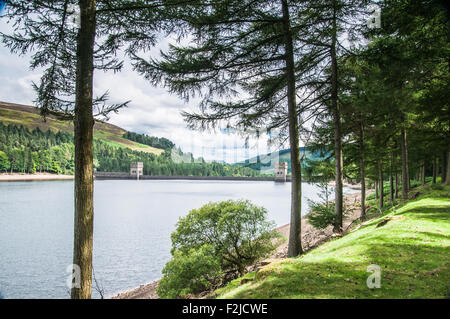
224 242 449 299
359 200 449 230
397 207 450 221
413 231 450 241
219 194 450 299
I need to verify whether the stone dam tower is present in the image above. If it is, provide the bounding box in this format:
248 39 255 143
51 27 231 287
274 162 288 182
130 162 143 180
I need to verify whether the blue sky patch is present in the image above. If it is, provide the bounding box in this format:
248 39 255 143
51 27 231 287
0 1 6 16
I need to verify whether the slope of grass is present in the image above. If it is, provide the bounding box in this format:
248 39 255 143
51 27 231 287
93 130 163 155
0 101 163 155
215 184 450 299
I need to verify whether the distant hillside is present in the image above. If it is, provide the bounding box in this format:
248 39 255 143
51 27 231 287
0 101 164 155
236 147 324 174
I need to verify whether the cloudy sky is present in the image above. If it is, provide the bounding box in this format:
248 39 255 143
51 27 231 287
0 17 287 163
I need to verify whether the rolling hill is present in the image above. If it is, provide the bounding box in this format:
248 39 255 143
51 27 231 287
0 101 164 155
235 147 325 174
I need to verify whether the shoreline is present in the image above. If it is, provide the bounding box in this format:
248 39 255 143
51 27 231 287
111 188 370 299
0 172 363 191
0 173 74 182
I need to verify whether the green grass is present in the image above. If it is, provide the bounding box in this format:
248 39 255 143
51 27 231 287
366 178 439 201
93 130 164 155
0 101 163 155
214 184 450 299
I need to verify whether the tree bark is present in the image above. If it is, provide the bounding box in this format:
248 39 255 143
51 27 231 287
71 0 96 299
441 151 446 183
378 158 383 210
432 157 437 184
421 160 426 185
389 152 394 204
375 179 378 199
281 0 302 257
395 172 399 198
401 127 409 200
359 120 366 221
330 0 343 233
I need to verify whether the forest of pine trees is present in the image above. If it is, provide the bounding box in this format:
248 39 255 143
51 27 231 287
0 122 260 177
1 0 447 298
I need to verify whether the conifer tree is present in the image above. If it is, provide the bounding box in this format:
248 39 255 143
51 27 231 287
133 0 307 256
1 0 169 298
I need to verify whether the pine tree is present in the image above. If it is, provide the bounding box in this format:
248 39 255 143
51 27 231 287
1 0 170 298
133 0 308 256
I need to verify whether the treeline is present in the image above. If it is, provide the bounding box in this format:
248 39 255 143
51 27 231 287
302 1 449 219
95 142 261 177
135 0 449 243
123 131 174 151
0 122 74 174
0 122 260 177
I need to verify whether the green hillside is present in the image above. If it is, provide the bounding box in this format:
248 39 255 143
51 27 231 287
0 106 262 177
0 101 163 155
215 184 450 299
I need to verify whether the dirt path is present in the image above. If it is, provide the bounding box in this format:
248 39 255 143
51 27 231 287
111 188 371 299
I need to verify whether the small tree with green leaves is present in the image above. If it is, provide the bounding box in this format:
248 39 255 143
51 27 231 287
167 200 282 289
157 244 222 299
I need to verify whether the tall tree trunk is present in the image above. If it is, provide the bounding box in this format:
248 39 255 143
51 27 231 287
395 172 399 198
432 157 437 184
441 151 446 183
446 150 450 185
378 158 383 210
375 179 378 199
281 0 302 257
421 160 426 185
71 0 96 299
359 120 366 221
436 157 439 182
401 127 409 200
330 0 343 232
389 152 394 204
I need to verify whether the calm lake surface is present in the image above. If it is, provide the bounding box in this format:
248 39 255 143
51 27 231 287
0 179 357 298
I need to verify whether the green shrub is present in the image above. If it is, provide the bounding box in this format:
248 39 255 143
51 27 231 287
158 200 282 298
171 199 282 275
157 245 221 299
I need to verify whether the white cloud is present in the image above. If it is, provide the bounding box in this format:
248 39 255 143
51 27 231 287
0 21 288 163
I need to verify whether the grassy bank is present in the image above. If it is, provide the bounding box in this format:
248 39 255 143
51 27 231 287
214 184 450 299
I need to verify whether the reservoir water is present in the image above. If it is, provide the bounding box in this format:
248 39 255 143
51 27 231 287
0 179 357 298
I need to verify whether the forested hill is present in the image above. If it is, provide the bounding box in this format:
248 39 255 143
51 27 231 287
236 148 325 173
0 102 261 177
0 101 164 155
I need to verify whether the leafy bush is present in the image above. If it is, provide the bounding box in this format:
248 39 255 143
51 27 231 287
157 245 221 298
157 200 282 298
170 200 281 275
